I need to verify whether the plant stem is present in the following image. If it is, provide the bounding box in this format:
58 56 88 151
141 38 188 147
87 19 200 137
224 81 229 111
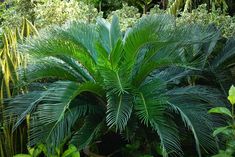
232 104 234 121
232 104 235 137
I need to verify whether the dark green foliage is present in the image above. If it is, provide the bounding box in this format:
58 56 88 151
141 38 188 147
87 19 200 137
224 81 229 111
3 15 235 157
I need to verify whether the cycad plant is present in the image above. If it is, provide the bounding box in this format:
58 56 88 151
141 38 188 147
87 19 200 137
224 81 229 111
179 23 235 92
4 15 229 156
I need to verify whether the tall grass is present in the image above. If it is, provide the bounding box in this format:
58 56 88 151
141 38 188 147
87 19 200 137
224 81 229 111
0 18 38 157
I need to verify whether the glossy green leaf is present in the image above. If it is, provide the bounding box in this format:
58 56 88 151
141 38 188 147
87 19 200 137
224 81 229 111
28 147 34 155
213 126 230 136
228 85 235 105
62 144 80 157
208 107 232 117
13 154 31 157
71 152 80 157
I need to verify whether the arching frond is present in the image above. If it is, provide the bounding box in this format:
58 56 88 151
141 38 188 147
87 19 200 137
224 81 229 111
56 55 94 81
70 116 104 150
134 79 183 156
151 66 190 85
3 91 45 130
123 15 175 63
106 92 133 132
124 15 219 86
4 81 104 153
99 66 131 95
97 15 122 53
166 86 225 156
109 39 124 69
44 106 82 153
21 28 97 77
19 58 83 84
212 37 235 68
54 22 99 62
20 81 80 146
168 99 219 156
151 119 183 157
134 77 166 126
166 86 228 107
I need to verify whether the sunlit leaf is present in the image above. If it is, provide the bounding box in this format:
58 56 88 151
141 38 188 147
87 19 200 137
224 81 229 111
13 154 31 157
213 126 231 137
228 85 235 105
208 107 232 117
62 144 80 157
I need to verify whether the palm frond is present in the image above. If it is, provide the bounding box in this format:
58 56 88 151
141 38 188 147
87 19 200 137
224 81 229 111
134 79 167 127
166 86 224 156
54 21 99 62
166 86 227 107
21 28 97 76
212 69 235 94
124 15 219 86
106 92 133 132
99 66 131 95
23 81 80 146
151 66 190 85
97 15 122 53
134 90 183 156
3 91 45 131
20 55 96 85
109 39 124 69
44 106 81 153
134 79 183 156
70 116 104 150
151 119 183 157
4 81 104 151
27 81 105 154
133 56 182 86
123 15 175 63
167 99 218 156
212 37 235 68
200 24 221 68
56 55 94 81
19 58 82 84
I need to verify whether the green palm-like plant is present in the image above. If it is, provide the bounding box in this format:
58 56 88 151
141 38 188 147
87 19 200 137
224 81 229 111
179 24 235 93
4 15 227 156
